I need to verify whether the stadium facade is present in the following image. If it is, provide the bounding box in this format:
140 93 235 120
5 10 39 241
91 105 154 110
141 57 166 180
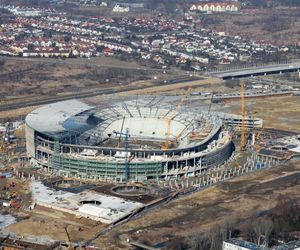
25 99 235 182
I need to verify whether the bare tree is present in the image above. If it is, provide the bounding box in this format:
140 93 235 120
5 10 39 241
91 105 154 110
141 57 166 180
191 233 211 250
252 218 274 247
207 226 223 250
0 59 5 67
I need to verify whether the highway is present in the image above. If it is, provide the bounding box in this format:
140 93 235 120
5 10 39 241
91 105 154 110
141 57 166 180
188 90 295 102
207 61 300 79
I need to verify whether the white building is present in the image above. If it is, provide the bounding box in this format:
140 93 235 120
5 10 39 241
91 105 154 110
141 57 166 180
112 4 129 13
190 3 240 13
223 239 300 250
223 239 260 250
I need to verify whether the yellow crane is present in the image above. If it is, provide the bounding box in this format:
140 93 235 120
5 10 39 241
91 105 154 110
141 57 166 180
64 226 74 250
240 81 246 151
162 87 192 150
256 113 272 141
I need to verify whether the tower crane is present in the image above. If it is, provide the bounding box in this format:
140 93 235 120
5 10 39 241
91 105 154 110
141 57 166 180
117 116 126 148
113 128 130 181
162 87 192 150
208 92 214 114
240 81 246 151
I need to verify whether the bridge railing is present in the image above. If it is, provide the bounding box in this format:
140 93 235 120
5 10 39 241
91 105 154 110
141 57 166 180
206 60 297 73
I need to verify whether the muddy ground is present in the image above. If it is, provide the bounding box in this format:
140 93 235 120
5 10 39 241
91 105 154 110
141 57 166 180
90 161 300 249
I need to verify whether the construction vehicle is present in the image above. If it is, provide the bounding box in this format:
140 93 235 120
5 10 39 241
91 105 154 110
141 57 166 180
7 191 18 199
10 198 21 209
162 87 192 149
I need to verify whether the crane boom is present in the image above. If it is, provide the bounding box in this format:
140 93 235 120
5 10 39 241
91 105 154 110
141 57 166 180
65 226 74 250
117 116 126 148
162 87 192 149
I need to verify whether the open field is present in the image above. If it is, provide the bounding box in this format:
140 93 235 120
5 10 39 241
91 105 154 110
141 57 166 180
90 160 300 249
203 7 300 46
0 55 184 119
227 95 300 131
0 55 179 106
0 77 222 120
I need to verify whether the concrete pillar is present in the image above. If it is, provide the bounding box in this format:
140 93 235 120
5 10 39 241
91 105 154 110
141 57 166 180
252 133 255 145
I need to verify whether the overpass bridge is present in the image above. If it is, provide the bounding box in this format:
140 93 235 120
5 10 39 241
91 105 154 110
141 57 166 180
207 61 300 79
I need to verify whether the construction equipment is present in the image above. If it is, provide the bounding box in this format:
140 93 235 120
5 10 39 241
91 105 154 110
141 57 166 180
256 114 272 141
113 128 130 181
117 116 126 148
162 87 192 149
162 119 172 150
4 122 11 144
65 226 74 250
240 81 246 151
0 233 10 247
256 127 265 141
208 92 214 113
0 137 4 153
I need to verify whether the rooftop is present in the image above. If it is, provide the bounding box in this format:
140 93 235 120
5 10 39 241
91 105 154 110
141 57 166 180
274 241 300 250
26 97 223 151
224 238 260 250
25 99 93 134
31 181 143 223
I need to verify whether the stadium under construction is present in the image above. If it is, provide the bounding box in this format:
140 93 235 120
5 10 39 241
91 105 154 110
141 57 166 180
25 97 262 182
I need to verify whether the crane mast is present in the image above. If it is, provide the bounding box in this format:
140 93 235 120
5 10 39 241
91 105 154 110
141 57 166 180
114 128 130 181
162 87 192 150
240 81 246 151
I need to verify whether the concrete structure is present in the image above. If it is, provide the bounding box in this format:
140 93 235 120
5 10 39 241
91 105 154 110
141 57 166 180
112 4 129 12
223 239 300 250
25 98 234 182
275 135 300 153
31 181 143 223
190 2 240 13
274 241 300 250
223 239 260 250
208 61 300 79
0 231 61 250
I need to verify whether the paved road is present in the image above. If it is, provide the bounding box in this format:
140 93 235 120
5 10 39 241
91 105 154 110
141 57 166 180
207 61 300 79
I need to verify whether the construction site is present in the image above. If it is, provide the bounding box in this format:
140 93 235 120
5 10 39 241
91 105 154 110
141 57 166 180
0 69 300 249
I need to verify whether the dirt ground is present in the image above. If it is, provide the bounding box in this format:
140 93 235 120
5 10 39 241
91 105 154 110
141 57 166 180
0 56 165 105
227 95 300 131
8 205 105 242
91 160 300 249
0 77 223 120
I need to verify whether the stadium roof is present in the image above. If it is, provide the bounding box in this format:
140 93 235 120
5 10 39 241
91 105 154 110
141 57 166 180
25 99 93 133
